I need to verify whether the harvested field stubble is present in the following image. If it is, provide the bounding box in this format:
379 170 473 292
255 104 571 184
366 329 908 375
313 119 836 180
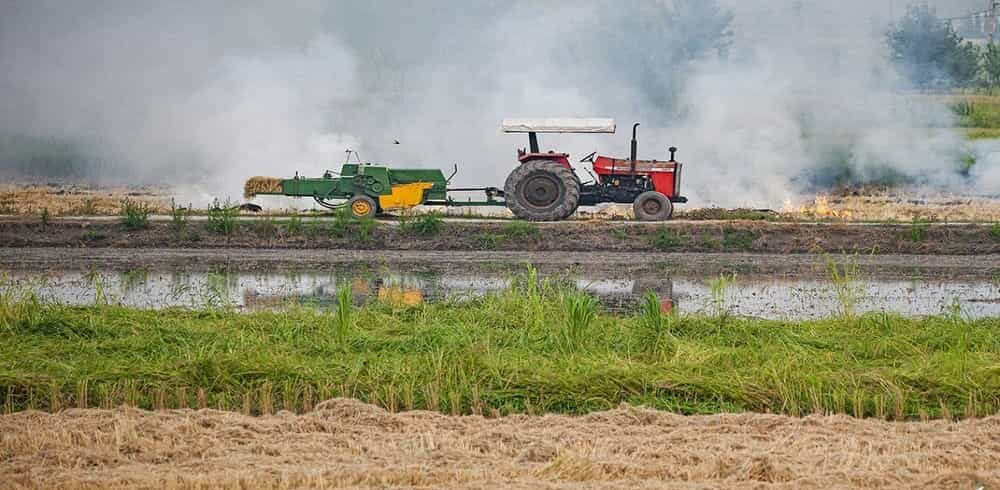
0 185 167 217
1 399 998 489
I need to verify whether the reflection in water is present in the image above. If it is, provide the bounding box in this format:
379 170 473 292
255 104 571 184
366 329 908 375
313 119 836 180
2 269 998 320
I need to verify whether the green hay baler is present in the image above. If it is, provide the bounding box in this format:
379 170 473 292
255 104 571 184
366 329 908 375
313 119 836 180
245 163 502 218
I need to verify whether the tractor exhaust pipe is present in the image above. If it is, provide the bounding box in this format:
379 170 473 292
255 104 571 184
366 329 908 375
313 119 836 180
630 123 640 173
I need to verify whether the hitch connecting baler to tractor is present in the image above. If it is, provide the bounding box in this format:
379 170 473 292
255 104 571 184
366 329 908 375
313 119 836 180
244 118 686 221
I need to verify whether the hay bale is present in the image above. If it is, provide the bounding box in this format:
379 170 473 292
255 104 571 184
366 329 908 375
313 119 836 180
244 177 284 198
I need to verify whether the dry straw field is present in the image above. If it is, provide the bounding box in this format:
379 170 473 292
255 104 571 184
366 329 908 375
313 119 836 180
2 398 998 489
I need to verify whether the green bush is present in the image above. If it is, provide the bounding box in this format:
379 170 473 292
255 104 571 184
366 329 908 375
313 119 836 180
206 199 238 235
119 198 152 230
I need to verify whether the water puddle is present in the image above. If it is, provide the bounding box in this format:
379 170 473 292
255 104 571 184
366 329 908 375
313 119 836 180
3 269 999 320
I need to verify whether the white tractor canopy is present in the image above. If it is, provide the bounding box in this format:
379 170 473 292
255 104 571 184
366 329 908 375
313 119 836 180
501 118 616 134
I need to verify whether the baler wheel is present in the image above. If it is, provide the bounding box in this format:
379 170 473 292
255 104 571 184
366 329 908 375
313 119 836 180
348 195 378 219
504 160 580 221
633 191 673 221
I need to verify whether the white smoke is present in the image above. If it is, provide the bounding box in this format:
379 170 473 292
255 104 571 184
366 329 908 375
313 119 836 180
1 0 995 207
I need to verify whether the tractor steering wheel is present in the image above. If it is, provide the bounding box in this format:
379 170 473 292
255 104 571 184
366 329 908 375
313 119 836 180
579 151 597 163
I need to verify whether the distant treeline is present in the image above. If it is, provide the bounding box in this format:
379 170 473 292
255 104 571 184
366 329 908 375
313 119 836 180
890 5 1000 91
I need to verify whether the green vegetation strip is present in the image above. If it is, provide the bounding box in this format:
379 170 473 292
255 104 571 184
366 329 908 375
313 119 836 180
1 276 998 420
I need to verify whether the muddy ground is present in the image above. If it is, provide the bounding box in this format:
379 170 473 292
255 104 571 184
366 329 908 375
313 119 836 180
1 399 997 489
0 247 997 280
2 218 1000 255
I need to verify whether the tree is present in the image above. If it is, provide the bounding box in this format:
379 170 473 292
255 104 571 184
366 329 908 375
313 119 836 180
983 43 1000 88
887 5 980 89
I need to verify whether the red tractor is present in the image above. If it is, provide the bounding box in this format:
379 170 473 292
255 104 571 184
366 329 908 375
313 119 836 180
502 118 686 221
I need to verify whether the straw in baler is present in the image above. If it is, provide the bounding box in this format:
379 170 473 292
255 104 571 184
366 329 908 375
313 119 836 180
243 177 284 199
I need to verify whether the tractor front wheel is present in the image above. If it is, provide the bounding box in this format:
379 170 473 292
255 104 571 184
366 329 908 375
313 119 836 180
504 160 580 221
633 191 673 221
348 195 378 219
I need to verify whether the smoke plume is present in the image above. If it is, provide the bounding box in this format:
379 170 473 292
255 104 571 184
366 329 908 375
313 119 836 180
0 0 992 207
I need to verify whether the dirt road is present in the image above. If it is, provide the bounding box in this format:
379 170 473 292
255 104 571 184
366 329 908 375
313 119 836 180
2 399 997 489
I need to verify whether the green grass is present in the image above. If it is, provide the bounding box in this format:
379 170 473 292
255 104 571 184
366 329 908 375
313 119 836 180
470 222 539 249
327 208 377 242
722 228 758 250
398 212 444 236
952 97 1000 129
254 216 278 237
963 127 1000 140
206 199 238 235
909 218 930 242
286 215 303 236
648 228 686 250
168 199 189 238
119 198 152 230
501 221 540 240
1 273 998 419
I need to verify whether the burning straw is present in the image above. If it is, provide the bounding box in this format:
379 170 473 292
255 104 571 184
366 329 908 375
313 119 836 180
244 177 284 199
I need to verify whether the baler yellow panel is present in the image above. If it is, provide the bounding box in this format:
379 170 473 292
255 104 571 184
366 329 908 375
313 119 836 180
378 182 434 210
377 286 424 307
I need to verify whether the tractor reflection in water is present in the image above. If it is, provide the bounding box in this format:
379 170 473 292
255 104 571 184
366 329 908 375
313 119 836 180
240 273 676 315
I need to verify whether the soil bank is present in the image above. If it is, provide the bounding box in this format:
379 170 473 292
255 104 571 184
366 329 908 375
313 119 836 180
2 218 1000 255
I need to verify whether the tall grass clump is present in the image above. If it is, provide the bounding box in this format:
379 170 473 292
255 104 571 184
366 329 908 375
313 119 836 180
329 208 377 241
333 283 353 344
825 255 864 318
254 216 278 237
908 217 930 242
119 198 152 230
355 215 377 242
707 272 737 318
635 291 676 359
286 214 303 235
207 198 239 235
169 199 189 238
559 290 599 352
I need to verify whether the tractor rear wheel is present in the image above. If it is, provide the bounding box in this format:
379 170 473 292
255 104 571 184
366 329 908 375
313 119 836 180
504 160 580 221
633 191 673 221
348 195 378 219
